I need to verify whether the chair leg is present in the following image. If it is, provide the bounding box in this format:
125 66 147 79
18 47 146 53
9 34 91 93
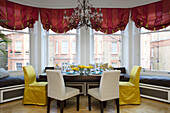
88 94 91 111
60 101 64 113
77 94 79 111
103 101 107 108
64 100 66 107
115 98 119 113
47 97 51 113
100 101 104 113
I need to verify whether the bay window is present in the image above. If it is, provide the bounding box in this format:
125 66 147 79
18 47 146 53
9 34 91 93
48 29 78 67
140 26 170 71
0 27 30 70
93 30 122 66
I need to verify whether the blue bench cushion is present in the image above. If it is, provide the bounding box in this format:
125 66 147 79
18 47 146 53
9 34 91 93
0 76 40 88
0 76 24 88
120 74 170 87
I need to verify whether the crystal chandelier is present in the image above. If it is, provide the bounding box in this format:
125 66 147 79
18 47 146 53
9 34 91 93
64 0 103 29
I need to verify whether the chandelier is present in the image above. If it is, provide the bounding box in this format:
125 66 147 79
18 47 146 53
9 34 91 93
64 0 103 29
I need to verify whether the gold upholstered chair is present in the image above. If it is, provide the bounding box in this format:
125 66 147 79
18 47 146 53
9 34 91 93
119 66 142 105
22 66 47 105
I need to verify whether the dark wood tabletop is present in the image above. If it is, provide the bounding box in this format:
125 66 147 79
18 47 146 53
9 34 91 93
39 72 125 82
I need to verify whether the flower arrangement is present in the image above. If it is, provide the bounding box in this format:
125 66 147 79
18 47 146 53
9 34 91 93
78 65 86 69
86 66 93 75
72 67 79 71
85 66 93 69
78 65 86 75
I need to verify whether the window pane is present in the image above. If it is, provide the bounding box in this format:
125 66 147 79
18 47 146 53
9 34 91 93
16 63 22 70
140 26 170 71
15 41 22 51
48 30 77 67
62 41 68 54
0 28 30 70
94 31 122 67
111 42 118 53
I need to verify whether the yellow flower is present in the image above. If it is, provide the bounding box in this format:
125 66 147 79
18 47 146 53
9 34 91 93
70 65 74 68
78 65 86 69
86 66 93 69
56 64 58 66
109 65 112 68
72 67 79 71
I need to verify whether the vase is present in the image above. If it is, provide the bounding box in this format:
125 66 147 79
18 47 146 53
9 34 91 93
79 68 84 76
87 69 90 75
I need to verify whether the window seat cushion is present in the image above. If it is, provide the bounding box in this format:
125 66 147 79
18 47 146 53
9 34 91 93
0 76 24 88
140 75 170 87
0 76 40 88
120 74 170 87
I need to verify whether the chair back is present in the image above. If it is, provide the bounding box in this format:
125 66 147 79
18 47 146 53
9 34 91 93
44 67 54 72
46 70 65 100
99 70 120 100
22 66 36 86
129 66 142 87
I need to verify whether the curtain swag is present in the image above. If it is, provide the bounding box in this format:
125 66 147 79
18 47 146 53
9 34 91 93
131 0 170 31
0 0 170 33
40 8 74 33
0 0 38 30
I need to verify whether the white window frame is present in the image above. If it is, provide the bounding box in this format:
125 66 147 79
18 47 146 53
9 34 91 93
140 26 170 74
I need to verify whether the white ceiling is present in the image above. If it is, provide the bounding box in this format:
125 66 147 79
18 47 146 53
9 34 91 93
9 0 161 8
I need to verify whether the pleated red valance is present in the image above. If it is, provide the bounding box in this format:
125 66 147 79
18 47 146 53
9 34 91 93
93 8 130 34
131 0 170 31
40 8 74 33
0 0 38 30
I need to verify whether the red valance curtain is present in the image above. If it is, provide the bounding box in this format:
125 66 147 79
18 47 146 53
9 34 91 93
92 8 130 34
0 0 38 30
131 0 170 31
40 8 74 33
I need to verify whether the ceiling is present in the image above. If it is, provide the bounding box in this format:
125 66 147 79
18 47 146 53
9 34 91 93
9 0 161 8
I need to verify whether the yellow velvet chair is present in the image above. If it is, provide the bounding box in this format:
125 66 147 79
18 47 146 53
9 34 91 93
23 66 47 105
119 66 142 105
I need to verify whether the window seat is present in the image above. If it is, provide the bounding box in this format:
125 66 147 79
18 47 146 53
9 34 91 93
120 74 170 88
0 76 24 88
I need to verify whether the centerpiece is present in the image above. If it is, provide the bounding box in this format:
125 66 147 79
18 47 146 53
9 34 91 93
78 65 86 76
72 67 79 74
85 66 93 75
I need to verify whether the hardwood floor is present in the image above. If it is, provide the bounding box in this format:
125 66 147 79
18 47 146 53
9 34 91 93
0 96 169 113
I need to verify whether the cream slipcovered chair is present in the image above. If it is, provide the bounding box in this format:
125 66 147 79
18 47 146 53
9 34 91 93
88 70 120 113
119 66 142 105
23 66 47 105
46 70 80 113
